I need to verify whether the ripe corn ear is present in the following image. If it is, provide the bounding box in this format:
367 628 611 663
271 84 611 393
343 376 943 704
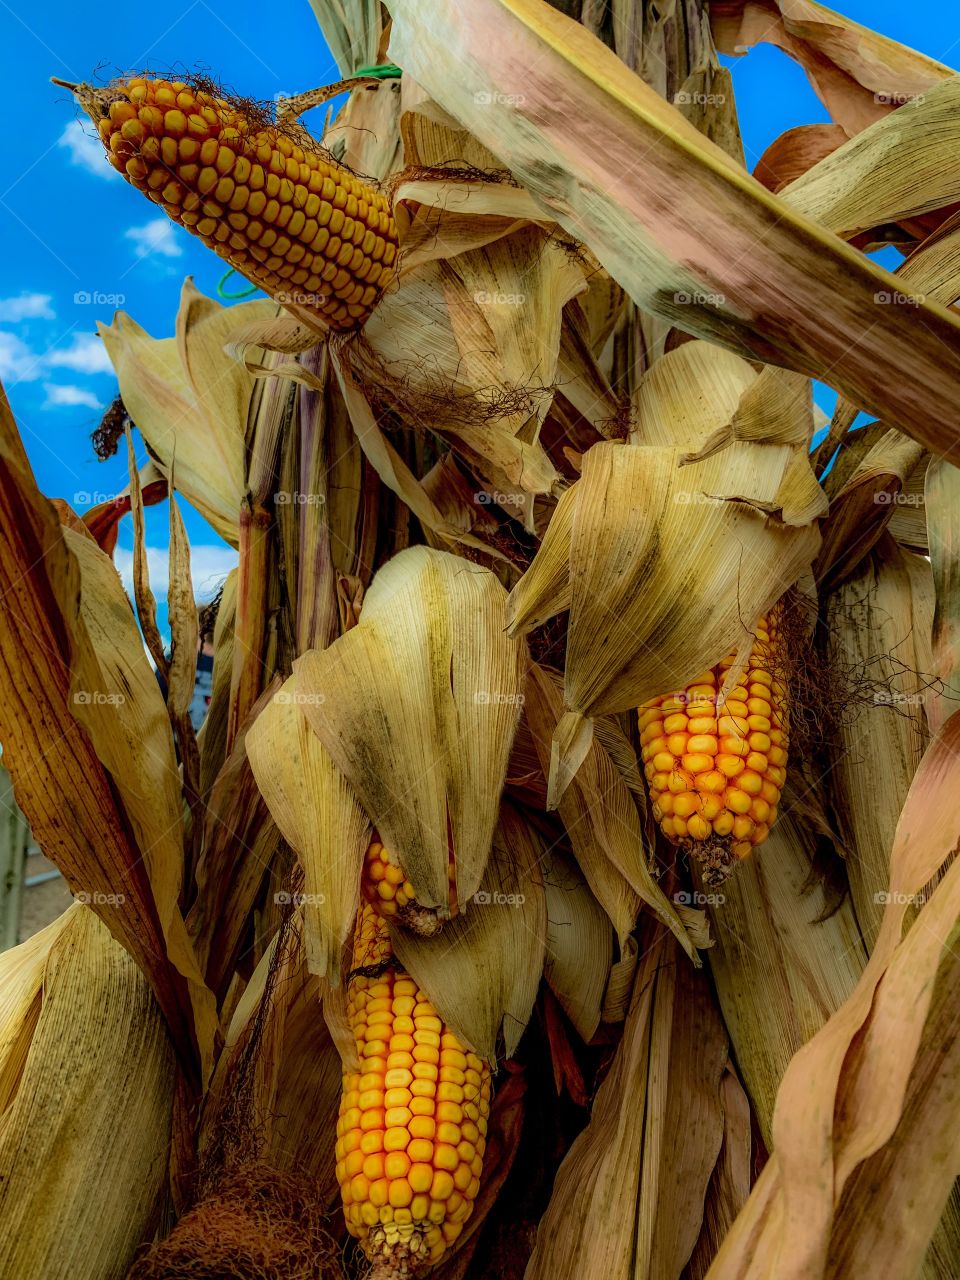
638 609 789 884
336 858 491 1274
361 839 449 937
90 77 398 331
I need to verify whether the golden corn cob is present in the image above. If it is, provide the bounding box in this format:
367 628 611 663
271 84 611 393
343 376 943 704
77 76 398 331
361 839 449 937
336 875 491 1275
638 610 789 884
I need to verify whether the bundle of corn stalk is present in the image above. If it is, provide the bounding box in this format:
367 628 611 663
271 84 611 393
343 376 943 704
4 0 960 1276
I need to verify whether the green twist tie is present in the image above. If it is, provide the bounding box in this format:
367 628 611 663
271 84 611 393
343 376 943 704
217 268 259 300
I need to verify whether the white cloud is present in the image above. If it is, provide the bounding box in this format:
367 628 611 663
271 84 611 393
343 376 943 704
58 121 117 180
0 293 55 322
47 333 113 376
125 218 184 260
43 383 102 410
0 332 41 382
114 543 237 601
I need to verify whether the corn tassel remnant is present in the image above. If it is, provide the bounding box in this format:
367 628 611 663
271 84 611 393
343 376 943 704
638 610 789 884
336 877 491 1274
73 76 398 331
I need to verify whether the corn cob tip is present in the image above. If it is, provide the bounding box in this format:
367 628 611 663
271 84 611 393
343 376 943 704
50 76 79 91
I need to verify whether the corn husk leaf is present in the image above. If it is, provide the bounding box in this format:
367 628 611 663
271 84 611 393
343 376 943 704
386 0 960 459
197 567 238 797
708 710 960 1279
711 0 953 135
245 676 371 984
824 541 932 946
0 911 73 1112
0 906 175 1280
0 384 211 1076
294 547 527 913
510 438 819 800
542 850 613 1042
524 665 696 962
700 812 867 1148
98 280 274 545
389 804 547 1060
925 458 960 735
526 927 729 1280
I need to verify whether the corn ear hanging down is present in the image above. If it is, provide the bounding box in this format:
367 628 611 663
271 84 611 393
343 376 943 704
639 610 789 884
337 847 491 1276
68 76 398 331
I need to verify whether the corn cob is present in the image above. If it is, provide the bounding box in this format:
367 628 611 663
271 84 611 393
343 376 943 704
638 610 789 884
74 76 398 331
361 839 450 937
336 869 491 1275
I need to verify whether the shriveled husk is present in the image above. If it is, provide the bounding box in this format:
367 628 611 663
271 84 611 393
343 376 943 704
542 849 613 1042
698 812 867 1148
98 280 275 545
526 925 735 1280
0 906 175 1279
708 710 960 1279
293 546 527 915
824 539 933 946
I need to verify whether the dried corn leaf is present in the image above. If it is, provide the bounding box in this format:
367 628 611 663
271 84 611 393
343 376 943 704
712 0 952 135
825 542 931 946
389 805 547 1060
709 711 960 1279
245 677 371 983
198 567 238 797
526 929 728 1280
754 124 847 193
0 907 174 1280
99 281 273 544
542 850 613 1042
294 547 526 912
0 910 73 1112
387 0 960 459
701 812 867 1148
524 665 695 961
926 458 960 735
0 386 209 1076
783 80 960 238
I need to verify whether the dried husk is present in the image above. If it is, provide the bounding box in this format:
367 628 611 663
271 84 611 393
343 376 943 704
245 677 371 984
0 907 175 1279
526 927 730 1280
699 812 868 1148
542 849 613 1042
294 547 527 913
389 803 547 1060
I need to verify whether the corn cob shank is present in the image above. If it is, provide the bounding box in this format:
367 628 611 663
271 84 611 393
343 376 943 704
337 859 491 1275
71 76 398 331
638 610 789 885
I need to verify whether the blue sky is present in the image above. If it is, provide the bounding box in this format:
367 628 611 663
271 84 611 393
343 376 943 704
2 1 958 622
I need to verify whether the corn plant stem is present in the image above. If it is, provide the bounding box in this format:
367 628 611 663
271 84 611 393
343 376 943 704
226 497 273 755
